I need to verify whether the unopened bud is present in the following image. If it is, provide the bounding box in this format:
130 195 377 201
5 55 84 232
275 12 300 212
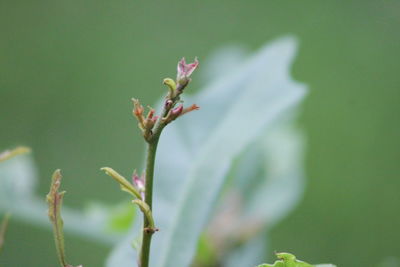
172 105 183 115
163 104 183 123
132 98 145 130
146 108 155 119
132 170 145 200
132 99 144 116
181 104 200 116
176 57 199 91
144 108 157 131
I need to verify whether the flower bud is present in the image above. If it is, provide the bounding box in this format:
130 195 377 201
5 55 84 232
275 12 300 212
181 104 200 116
171 105 183 116
144 108 157 131
132 98 145 130
163 104 183 123
132 170 145 200
176 57 199 91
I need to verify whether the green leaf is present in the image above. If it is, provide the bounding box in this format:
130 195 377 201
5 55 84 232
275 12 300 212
257 252 336 267
195 45 306 267
217 122 305 267
192 234 218 267
0 152 37 203
200 45 248 82
106 36 307 267
106 205 136 233
0 146 31 162
100 167 142 199
157 37 306 267
233 123 305 227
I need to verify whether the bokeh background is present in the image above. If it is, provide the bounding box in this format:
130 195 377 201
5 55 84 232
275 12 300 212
1 1 399 266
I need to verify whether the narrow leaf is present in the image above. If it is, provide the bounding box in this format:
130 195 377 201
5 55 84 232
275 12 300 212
101 167 142 199
0 146 30 162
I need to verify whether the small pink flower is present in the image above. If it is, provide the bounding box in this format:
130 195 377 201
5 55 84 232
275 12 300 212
132 171 145 199
177 57 199 83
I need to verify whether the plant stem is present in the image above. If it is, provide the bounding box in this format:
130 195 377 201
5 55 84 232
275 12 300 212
140 135 160 267
139 94 178 267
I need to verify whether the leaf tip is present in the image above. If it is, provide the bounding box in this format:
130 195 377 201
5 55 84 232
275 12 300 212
100 167 111 173
0 146 32 162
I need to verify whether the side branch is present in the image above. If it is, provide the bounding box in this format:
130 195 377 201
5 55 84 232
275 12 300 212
46 169 82 267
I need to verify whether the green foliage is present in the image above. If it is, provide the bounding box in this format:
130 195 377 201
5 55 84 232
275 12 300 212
105 203 136 233
192 235 218 267
257 253 336 267
106 37 307 267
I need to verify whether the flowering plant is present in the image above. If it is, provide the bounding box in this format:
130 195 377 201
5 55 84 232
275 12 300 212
0 38 335 267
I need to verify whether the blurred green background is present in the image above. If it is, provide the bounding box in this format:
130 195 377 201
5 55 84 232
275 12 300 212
1 0 399 266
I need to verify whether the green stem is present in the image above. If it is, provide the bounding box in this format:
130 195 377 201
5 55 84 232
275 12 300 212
139 136 160 267
132 200 156 230
139 94 176 267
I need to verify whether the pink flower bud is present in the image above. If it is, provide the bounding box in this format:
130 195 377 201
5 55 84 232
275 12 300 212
177 57 199 84
132 171 145 192
151 116 159 123
172 105 184 116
